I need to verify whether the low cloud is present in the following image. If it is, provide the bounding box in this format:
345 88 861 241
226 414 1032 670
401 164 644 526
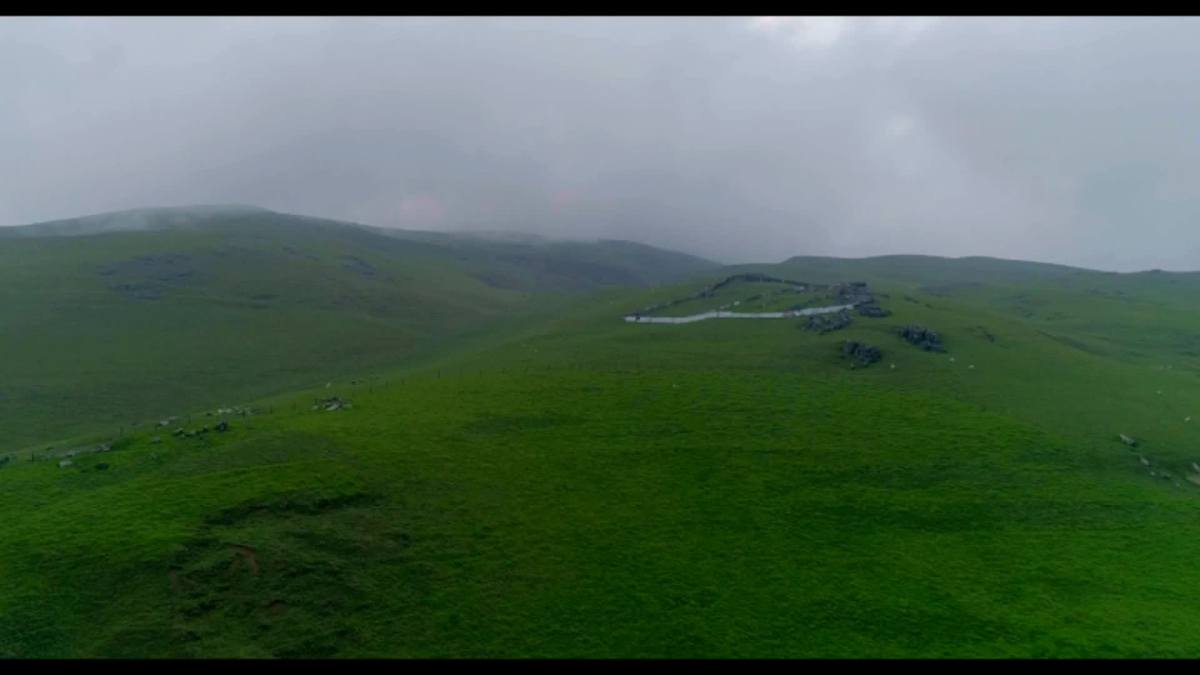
3 17 1199 270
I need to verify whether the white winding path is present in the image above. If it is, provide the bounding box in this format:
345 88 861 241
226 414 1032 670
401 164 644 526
624 304 856 324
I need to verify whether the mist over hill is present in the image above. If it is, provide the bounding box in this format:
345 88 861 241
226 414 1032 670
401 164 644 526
0 205 716 448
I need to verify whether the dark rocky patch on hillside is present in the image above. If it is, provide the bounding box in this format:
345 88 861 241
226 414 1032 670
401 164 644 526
632 273 877 317
843 340 882 367
832 281 875 306
805 310 853 334
900 325 946 352
99 253 198 300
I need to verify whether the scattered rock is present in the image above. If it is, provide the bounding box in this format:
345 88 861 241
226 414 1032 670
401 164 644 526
805 309 853 334
1188 473 1200 487
172 428 185 437
1140 455 1151 467
215 420 229 432
313 397 350 412
151 436 162 444
832 281 875 306
842 341 883 367
58 459 73 468
899 325 946 352
1119 434 1138 448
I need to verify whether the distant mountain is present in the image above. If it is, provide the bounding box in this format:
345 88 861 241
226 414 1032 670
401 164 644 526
0 204 272 238
0 205 717 448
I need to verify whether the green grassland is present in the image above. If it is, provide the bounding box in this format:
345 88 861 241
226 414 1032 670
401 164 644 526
646 280 809 317
4 215 1200 657
0 207 715 449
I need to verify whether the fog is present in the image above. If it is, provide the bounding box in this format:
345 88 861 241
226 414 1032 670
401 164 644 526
4 16 1200 270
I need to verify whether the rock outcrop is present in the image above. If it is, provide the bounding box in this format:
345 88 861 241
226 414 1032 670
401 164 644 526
313 397 350 412
900 325 946 352
805 309 853 334
833 281 875 306
843 340 882 367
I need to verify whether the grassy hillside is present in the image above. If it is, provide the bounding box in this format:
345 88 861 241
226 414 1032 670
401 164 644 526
4 253 1200 657
0 206 716 450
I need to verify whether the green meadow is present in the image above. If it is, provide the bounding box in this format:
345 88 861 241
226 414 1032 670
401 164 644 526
0 207 714 449
3 209 1200 657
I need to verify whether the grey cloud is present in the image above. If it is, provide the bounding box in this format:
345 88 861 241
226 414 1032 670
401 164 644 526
3 17 1200 270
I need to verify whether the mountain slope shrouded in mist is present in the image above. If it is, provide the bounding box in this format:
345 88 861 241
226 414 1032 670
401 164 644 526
6 235 1200 656
12 15 1200 661
7 205 1200 657
0 205 716 448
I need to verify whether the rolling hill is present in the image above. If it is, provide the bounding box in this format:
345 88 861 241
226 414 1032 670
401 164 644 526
4 213 1200 657
0 206 716 450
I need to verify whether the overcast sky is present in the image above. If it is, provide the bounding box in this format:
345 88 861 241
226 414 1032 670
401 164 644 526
4 16 1200 270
